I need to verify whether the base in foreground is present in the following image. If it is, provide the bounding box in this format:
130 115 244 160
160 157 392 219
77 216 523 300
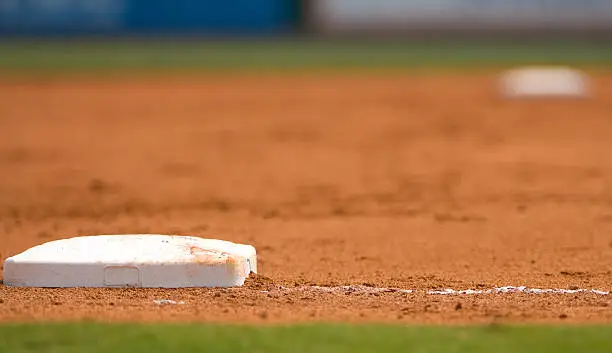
3 234 257 288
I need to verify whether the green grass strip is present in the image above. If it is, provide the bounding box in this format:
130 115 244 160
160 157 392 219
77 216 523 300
1 323 611 353
0 40 611 74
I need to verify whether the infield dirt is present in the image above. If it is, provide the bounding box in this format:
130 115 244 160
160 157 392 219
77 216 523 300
1 72 611 323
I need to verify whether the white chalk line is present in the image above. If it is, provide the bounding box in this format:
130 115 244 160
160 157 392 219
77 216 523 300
264 285 609 296
151 285 609 305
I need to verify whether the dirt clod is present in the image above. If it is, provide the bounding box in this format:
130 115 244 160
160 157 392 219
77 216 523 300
244 273 276 291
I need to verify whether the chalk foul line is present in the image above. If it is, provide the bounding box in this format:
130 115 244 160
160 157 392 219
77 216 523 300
264 285 609 296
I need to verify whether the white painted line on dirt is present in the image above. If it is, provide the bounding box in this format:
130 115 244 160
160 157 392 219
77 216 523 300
427 286 609 295
268 285 609 296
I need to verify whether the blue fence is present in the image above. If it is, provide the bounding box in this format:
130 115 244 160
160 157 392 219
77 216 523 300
0 0 299 36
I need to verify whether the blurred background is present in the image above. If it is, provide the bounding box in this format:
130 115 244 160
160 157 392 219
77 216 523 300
0 0 611 71
1 0 612 38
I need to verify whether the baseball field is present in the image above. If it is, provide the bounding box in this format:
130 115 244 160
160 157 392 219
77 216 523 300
1 40 612 351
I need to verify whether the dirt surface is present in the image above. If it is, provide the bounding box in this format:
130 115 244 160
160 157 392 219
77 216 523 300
1 72 612 324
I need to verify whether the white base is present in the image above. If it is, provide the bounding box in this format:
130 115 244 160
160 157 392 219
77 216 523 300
3 235 257 288
500 67 589 98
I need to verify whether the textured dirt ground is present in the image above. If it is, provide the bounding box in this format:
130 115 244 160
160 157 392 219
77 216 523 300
0 72 612 324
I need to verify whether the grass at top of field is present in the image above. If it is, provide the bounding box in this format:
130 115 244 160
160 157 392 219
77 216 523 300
0 39 611 74
1 323 612 353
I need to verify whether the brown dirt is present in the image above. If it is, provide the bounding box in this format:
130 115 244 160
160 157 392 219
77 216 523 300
1 72 612 324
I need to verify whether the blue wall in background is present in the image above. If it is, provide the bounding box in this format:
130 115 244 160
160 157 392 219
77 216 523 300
0 0 299 36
